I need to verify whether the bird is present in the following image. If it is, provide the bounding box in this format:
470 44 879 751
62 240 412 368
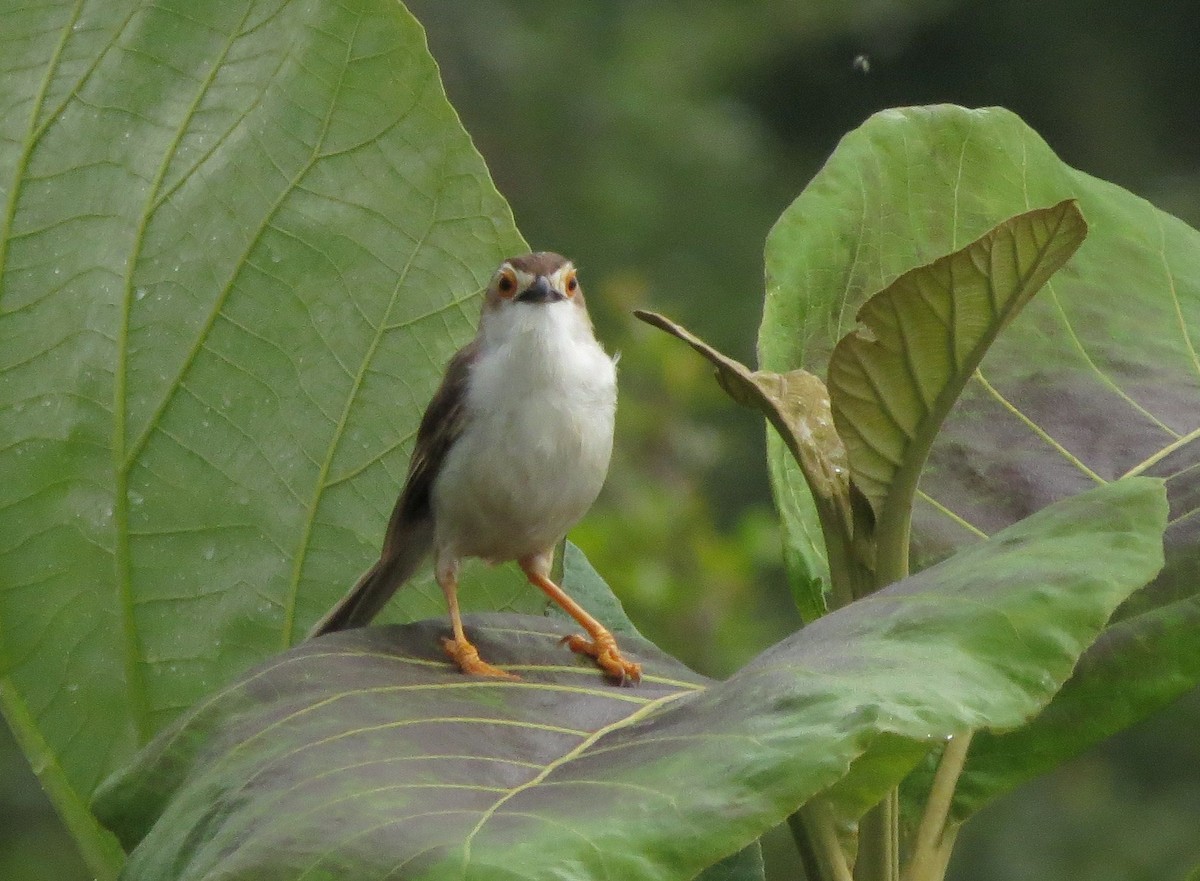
309 252 641 684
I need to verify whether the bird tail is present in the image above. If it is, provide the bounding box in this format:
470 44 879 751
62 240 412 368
308 520 434 638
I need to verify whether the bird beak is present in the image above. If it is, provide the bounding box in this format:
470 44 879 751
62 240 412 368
516 276 564 304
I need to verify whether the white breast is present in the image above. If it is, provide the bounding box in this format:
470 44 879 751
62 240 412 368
431 300 617 563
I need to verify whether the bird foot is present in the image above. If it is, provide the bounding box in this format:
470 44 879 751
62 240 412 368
441 636 519 680
561 632 642 685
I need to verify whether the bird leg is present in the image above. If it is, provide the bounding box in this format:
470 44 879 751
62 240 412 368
519 553 642 685
437 557 517 680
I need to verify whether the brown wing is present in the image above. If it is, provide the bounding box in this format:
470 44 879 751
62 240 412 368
380 338 478 555
308 340 479 637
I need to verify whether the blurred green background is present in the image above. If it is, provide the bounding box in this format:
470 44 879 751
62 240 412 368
4 1 1199 879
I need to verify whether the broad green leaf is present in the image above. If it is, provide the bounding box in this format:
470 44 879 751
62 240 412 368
0 0 532 873
828 201 1086 580
93 479 1166 881
947 580 1200 823
759 104 1200 816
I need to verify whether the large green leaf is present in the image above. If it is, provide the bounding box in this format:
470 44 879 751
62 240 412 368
759 105 1200 815
93 478 1166 881
948 591 1200 823
827 200 1086 580
0 0 531 873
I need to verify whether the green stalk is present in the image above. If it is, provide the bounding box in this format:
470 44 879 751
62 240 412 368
870 502 911 593
0 682 126 879
855 788 899 881
788 810 827 881
822 509 876 610
788 802 854 881
853 489 907 881
902 733 973 881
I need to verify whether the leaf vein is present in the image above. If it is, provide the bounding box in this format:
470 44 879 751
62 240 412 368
459 690 692 873
1043 280 1180 437
1155 211 1200 381
973 370 1105 484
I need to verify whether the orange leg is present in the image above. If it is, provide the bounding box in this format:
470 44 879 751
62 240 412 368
520 553 641 685
437 557 517 680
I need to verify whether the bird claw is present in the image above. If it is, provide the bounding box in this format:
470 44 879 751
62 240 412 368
560 632 642 685
442 636 520 680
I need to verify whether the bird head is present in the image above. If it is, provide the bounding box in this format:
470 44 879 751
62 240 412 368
483 252 586 313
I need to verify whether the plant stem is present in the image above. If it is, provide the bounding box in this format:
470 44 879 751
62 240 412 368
855 787 899 881
929 825 959 881
0 682 125 879
824 517 869 610
871 513 910 593
902 732 973 881
788 803 854 881
787 810 827 881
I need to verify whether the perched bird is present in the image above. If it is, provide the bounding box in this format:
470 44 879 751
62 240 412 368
310 252 641 684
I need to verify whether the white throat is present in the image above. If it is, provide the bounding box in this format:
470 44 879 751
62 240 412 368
472 298 616 419
480 298 595 356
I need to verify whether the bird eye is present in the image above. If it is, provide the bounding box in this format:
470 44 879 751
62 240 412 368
565 272 579 295
496 269 517 297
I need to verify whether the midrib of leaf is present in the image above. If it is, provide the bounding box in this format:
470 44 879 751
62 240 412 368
114 4 256 745
834 169 871 339
0 6 145 876
458 689 693 875
1155 211 1200 381
0 681 125 879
